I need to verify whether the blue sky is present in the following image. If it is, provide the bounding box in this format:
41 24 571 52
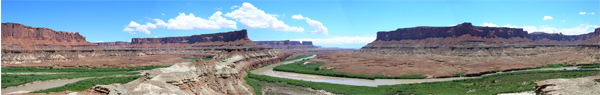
3 0 599 49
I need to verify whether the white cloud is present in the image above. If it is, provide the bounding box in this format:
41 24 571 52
591 12 596 15
96 41 104 43
543 16 553 20
481 22 499 27
161 13 165 16
291 36 376 45
230 5 239 9
562 20 566 22
292 14 328 34
124 21 156 34
479 22 599 35
123 11 237 34
154 11 236 30
214 7 222 10
225 2 304 32
579 12 586 15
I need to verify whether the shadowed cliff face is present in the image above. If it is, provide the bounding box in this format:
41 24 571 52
1 23 97 49
375 23 528 41
131 29 250 44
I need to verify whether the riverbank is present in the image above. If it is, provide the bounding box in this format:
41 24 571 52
247 55 600 94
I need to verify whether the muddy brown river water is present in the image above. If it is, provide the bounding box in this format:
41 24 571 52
251 55 581 87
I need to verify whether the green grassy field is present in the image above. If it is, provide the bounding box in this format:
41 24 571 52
273 60 426 79
1 71 139 88
31 76 141 94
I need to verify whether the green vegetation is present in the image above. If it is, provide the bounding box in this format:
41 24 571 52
380 70 600 95
1 72 139 88
452 72 465 77
250 67 600 95
31 76 141 94
181 57 212 62
580 64 600 68
273 60 426 79
526 64 568 69
2 65 170 73
244 76 263 95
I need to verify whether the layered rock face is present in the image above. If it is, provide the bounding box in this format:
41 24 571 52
1 23 97 50
83 49 290 95
315 23 600 77
131 29 250 44
255 40 318 49
364 22 600 49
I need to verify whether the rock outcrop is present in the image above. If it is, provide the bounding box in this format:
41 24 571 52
364 22 600 49
255 40 318 49
131 29 250 44
1 23 97 50
81 48 290 95
534 75 600 95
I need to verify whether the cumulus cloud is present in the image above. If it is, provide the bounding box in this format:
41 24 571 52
543 16 553 20
123 11 237 34
96 41 104 43
481 22 499 27
291 14 328 34
592 12 596 15
291 36 376 45
479 22 599 35
154 11 236 30
579 12 586 15
225 2 304 32
161 13 165 16
230 5 239 9
124 21 157 34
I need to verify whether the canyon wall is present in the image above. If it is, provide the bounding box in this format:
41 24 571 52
255 40 318 49
1 23 97 50
364 22 600 49
131 29 250 44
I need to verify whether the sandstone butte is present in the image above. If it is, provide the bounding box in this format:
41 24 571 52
1 23 98 50
314 22 600 78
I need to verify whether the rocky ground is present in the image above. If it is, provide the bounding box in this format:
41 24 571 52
260 82 335 95
534 75 600 95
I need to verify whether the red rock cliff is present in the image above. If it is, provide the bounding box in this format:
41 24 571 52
1 23 96 49
375 23 529 41
364 23 600 49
